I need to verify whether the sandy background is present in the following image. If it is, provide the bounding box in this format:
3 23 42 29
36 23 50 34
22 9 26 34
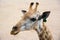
0 0 60 40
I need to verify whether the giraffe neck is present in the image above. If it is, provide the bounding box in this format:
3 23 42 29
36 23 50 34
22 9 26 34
35 22 52 40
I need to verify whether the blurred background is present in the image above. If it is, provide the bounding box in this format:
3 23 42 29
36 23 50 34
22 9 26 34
0 0 60 40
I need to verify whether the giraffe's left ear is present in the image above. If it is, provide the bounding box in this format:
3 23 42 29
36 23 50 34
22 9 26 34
42 11 50 19
21 10 27 14
41 11 50 22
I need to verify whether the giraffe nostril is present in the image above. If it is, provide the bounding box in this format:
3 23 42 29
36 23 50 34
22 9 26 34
12 26 18 31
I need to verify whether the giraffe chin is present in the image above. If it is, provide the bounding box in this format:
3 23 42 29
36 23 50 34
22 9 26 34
10 31 19 35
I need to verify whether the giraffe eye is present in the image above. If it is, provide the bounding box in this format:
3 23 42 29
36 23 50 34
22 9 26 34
30 18 36 22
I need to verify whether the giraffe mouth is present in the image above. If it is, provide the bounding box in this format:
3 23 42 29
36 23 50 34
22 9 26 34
10 30 19 35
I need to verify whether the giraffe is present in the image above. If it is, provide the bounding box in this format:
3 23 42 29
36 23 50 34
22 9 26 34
10 2 53 40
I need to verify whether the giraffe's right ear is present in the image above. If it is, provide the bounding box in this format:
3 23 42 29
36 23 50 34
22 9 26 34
21 10 27 14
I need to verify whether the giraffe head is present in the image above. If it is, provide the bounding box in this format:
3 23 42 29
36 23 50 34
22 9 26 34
10 2 50 35
10 2 39 35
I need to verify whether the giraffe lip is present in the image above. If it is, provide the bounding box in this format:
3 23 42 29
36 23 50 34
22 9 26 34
10 31 19 35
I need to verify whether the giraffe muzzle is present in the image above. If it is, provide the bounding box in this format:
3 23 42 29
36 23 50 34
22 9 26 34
10 30 19 35
10 26 20 35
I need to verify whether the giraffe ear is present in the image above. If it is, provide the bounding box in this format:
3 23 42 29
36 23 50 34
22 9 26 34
42 11 50 19
21 10 27 14
41 11 50 22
